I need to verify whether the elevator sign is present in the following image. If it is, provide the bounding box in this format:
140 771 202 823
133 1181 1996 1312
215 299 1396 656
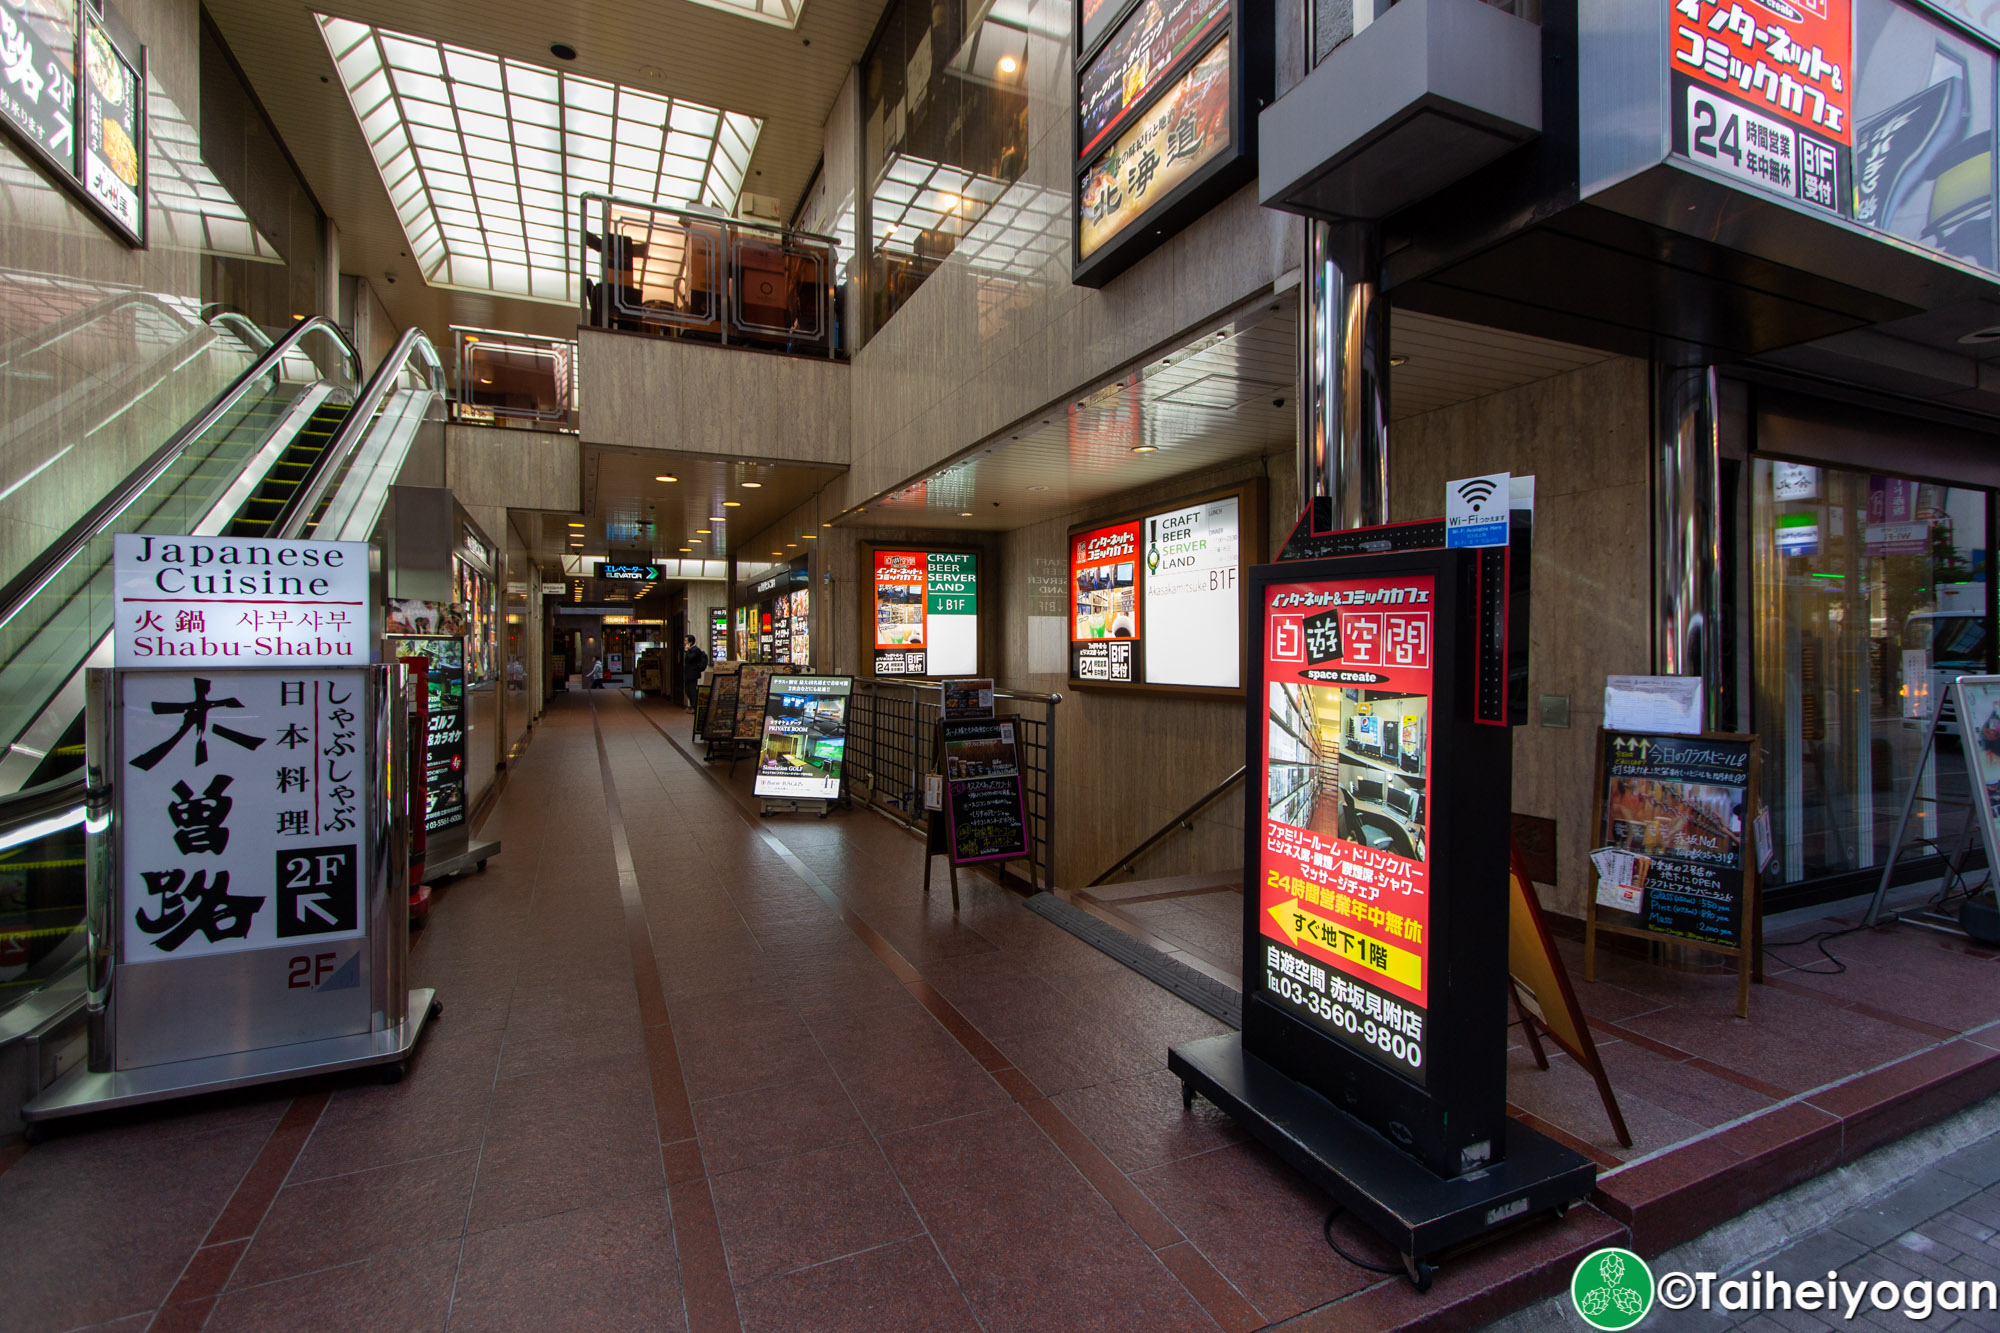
114 535 371 667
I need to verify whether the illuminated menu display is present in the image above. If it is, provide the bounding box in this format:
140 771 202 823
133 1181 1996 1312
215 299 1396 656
871 549 979 676
1258 574 1433 1082
1069 490 1244 689
1078 0 1230 161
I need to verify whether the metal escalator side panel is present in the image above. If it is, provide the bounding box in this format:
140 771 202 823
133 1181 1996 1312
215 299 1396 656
312 388 441 543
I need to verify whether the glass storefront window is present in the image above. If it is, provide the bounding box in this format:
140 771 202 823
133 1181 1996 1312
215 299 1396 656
1752 459 1991 890
860 0 1032 338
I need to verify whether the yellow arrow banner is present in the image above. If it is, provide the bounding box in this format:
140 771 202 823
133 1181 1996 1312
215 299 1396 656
1268 898 1423 992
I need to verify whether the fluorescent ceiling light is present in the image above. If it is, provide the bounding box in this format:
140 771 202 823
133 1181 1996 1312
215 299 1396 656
317 15 762 303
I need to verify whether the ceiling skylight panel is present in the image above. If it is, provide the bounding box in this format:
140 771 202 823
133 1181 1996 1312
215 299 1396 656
317 14 761 302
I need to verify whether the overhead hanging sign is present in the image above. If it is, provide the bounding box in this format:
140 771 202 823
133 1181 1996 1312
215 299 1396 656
595 561 661 583
114 534 371 668
752 675 851 801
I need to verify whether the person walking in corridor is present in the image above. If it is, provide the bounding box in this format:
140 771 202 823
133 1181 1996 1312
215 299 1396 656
681 634 707 710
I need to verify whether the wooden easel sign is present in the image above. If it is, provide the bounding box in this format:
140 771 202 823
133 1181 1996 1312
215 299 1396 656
1584 730 1762 1017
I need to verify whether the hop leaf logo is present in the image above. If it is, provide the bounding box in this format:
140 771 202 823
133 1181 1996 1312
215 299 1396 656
1571 1247 1653 1330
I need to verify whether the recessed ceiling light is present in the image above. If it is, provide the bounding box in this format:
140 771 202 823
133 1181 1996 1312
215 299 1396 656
1131 444 1157 453
998 54 1018 74
568 522 584 528
1389 355 1409 366
959 511 973 516
1026 485 1047 491
801 533 816 539
680 547 691 553
548 42 578 60
771 550 783 556
741 480 763 488
696 528 711 534
822 521 832 527
724 501 742 507
655 474 679 482
787 542 798 547
711 515 726 521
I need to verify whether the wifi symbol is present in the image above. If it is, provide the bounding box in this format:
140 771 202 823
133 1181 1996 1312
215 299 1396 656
1456 477 1499 513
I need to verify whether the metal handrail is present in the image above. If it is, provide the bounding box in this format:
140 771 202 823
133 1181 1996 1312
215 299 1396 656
1086 766 1245 888
576 192 842 358
275 326 444 540
0 315 361 628
0 290 201 374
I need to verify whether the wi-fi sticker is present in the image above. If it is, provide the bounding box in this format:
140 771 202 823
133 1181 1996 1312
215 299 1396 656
1455 477 1498 512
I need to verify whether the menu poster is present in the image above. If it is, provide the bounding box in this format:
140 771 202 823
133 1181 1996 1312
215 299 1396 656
942 677 995 721
1258 574 1435 1084
693 679 713 736
871 548 980 676
752 675 851 801
733 663 775 741
1598 732 1753 949
0 0 77 181
1955 677 2000 870
80 11 143 245
704 668 740 742
942 720 1029 864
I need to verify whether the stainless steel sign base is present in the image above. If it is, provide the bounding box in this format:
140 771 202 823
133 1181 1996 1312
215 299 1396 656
23 989 438 1123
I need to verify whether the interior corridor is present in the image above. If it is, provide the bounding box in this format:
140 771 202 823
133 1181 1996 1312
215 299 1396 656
0 692 1612 1332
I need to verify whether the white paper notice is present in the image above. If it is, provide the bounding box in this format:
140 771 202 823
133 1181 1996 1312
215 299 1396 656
1603 675 1704 735
1590 846 1648 913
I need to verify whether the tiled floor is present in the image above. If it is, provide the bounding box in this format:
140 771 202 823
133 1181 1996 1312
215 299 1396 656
5 689 1997 1333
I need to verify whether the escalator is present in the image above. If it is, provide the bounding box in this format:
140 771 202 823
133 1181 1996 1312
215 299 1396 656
0 318 447 1110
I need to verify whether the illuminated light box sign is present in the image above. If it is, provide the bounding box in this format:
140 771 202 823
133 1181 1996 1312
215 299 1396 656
595 561 661 583
0 0 147 247
1259 573 1436 1082
1078 0 1230 162
752 675 851 801
870 548 980 677
1069 483 1255 691
1664 0 2000 279
1070 0 1270 287
114 534 370 667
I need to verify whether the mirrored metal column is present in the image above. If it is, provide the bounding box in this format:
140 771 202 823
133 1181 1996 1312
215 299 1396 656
1653 363 1724 718
1297 219 1390 529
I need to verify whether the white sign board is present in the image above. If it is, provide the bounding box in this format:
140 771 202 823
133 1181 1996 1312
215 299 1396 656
1445 472 1511 549
114 534 370 668
1603 675 1705 735
120 669 369 963
1143 496 1241 688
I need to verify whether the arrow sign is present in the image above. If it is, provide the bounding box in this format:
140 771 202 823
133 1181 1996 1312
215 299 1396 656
1267 898 1424 992
297 891 339 925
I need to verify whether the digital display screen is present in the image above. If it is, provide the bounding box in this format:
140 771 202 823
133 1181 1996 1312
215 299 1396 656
1258 574 1434 1083
1069 493 1242 688
595 562 661 582
1078 0 1229 161
1078 36 1232 261
753 675 851 800
872 549 979 676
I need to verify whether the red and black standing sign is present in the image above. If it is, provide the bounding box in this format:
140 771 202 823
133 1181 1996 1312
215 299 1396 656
1170 519 1593 1280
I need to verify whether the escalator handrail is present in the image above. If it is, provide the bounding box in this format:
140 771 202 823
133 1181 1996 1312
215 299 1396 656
274 327 446 541
0 315 363 630
0 772 87 833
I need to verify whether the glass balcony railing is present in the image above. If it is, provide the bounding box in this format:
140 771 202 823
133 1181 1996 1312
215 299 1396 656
450 327 578 429
578 194 842 359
